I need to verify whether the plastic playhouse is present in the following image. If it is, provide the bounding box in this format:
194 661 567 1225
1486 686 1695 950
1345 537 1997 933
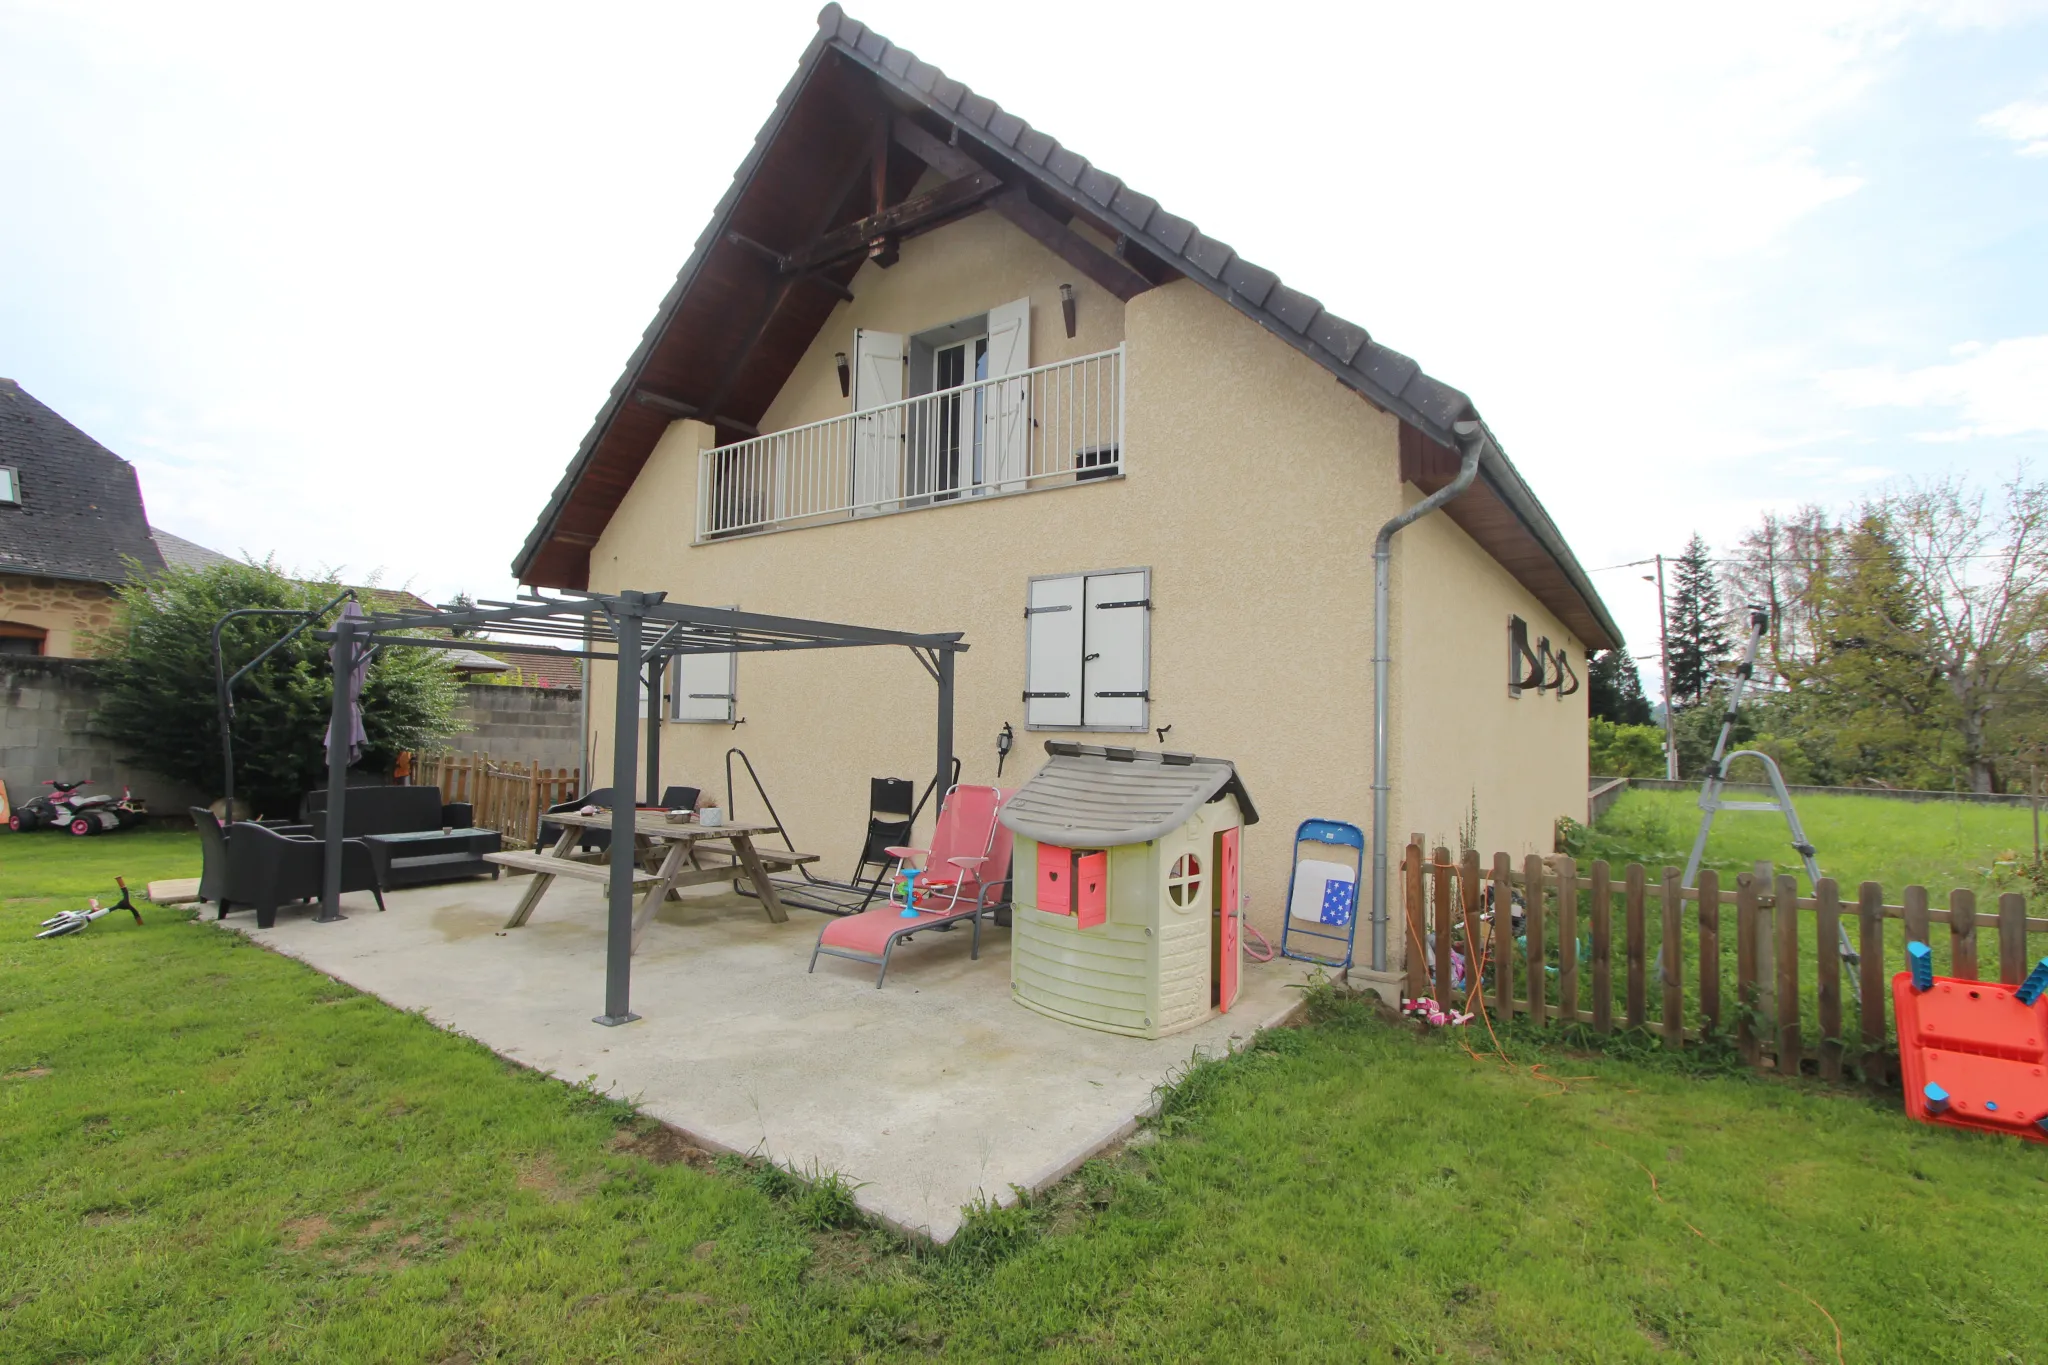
1893 942 2048 1143
998 742 1258 1038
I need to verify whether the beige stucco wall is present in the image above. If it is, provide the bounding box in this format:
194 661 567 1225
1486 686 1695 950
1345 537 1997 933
1389 497 1590 871
581 213 1592 979
0 573 118 657
756 207 1128 436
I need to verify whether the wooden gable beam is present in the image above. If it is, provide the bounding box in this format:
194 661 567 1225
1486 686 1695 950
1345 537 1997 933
992 190 1154 302
631 386 759 437
891 116 1153 302
782 167 1005 274
691 135 882 419
724 232 855 302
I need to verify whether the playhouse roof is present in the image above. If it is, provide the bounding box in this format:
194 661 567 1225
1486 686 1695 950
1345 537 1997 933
1000 742 1258 848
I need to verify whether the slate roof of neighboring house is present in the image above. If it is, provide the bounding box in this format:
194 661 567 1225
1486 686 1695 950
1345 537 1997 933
151 528 236 572
0 377 166 584
512 5 1621 650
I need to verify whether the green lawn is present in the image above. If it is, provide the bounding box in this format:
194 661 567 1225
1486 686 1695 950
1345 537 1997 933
1582 787 2040 904
5 831 2045 1361
0 824 203 902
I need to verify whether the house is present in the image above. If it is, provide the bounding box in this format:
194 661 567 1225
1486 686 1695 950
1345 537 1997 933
0 377 234 657
513 7 1620 988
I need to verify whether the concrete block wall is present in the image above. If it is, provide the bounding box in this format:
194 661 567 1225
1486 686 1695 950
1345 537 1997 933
0 657 210 818
0 664 587 826
443 683 583 774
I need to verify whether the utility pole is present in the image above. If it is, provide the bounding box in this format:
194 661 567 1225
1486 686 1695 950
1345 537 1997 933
1656 553 1678 780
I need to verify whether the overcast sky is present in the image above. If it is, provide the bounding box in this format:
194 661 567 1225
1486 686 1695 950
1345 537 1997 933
3 0 2045 674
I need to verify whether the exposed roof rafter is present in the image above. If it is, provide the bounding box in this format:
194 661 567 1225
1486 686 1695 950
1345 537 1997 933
512 5 1621 651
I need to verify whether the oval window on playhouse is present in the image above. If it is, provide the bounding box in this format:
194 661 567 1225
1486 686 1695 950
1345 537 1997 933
1022 567 1150 733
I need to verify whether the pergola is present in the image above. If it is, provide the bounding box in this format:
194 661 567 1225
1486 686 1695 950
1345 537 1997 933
314 588 967 1025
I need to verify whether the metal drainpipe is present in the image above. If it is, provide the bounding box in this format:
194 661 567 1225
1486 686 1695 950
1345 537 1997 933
1369 418 1486 973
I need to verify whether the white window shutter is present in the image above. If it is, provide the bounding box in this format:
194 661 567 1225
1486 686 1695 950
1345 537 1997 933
1082 570 1149 730
981 297 1031 493
851 328 905 513
1024 574 1084 728
670 607 738 723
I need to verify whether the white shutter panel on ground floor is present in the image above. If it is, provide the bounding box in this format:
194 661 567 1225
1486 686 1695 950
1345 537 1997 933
1082 570 1149 730
1025 574 1084 728
670 610 738 723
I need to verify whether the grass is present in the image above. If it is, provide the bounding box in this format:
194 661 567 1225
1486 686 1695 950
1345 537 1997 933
0 825 202 902
6 831 2047 1360
1579 787 2041 903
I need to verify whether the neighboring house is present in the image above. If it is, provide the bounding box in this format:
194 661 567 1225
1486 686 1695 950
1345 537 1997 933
1 377 166 657
0 376 239 657
476 648 583 690
513 8 1621 971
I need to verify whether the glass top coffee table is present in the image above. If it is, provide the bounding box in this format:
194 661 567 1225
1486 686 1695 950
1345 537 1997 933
359 827 504 888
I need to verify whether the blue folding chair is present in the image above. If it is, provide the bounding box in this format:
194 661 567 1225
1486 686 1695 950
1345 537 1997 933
1280 819 1365 969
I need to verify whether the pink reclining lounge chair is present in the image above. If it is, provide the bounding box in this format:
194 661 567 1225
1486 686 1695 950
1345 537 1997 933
809 784 1014 987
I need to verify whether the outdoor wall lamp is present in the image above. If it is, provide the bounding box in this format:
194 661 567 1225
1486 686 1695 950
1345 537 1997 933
835 352 850 398
1060 283 1077 338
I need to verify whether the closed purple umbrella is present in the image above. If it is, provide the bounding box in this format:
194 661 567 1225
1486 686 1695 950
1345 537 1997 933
326 599 369 763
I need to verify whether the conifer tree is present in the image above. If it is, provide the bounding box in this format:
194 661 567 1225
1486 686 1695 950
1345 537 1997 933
1588 649 1653 725
1664 533 1730 709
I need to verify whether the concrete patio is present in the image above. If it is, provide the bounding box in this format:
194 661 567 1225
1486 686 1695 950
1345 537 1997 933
221 873 1315 1243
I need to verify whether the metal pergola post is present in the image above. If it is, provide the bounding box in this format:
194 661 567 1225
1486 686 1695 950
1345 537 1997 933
598 594 650 1026
644 651 664 807
936 647 955 805
317 612 358 923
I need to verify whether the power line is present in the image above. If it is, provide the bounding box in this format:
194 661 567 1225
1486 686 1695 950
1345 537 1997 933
1591 552 2027 572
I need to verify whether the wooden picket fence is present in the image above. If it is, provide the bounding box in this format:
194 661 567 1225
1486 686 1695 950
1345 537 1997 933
1402 841 2048 1086
414 751 580 851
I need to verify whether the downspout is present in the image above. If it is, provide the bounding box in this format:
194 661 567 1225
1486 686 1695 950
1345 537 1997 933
1370 417 1486 973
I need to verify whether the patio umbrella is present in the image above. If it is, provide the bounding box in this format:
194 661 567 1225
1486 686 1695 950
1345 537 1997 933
325 599 369 764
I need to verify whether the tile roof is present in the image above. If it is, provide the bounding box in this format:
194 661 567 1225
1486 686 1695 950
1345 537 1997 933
151 528 235 572
478 648 584 691
0 378 165 584
514 5 1620 649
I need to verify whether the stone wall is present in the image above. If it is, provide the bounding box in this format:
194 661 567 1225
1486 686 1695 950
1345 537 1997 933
0 657 210 820
442 682 584 774
0 573 119 659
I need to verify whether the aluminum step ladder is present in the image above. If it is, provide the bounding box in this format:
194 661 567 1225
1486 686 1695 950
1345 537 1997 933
1679 606 1860 1002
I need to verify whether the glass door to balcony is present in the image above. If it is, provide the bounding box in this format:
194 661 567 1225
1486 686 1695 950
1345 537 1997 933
912 336 986 503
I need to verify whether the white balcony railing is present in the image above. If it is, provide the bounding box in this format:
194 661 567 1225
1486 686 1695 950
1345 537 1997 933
696 345 1124 539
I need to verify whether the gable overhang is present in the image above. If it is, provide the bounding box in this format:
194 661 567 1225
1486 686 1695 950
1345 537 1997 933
515 4 1620 652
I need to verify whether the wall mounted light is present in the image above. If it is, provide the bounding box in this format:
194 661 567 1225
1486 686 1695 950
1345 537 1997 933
835 352 850 398
1059 282 1077 339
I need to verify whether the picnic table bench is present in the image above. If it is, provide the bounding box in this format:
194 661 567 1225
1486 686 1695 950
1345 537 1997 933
487 811 818 952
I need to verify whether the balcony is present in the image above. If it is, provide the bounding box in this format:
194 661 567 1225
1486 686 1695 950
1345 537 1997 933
696 345 1123 540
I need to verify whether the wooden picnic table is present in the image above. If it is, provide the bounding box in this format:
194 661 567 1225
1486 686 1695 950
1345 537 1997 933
485 812 817 952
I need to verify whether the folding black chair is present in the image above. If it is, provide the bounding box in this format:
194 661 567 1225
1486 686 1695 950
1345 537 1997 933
853 777 915 893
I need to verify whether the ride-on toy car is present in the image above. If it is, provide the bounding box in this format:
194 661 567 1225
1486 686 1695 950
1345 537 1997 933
7 779 148 835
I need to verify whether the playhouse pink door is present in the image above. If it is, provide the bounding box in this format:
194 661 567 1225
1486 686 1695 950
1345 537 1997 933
1037 844 1072 915
1075 852 1108 929
1219 826 1240 1012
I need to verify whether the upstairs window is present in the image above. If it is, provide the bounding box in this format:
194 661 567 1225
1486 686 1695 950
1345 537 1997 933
1023 568 1150 731
0 468 18 506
